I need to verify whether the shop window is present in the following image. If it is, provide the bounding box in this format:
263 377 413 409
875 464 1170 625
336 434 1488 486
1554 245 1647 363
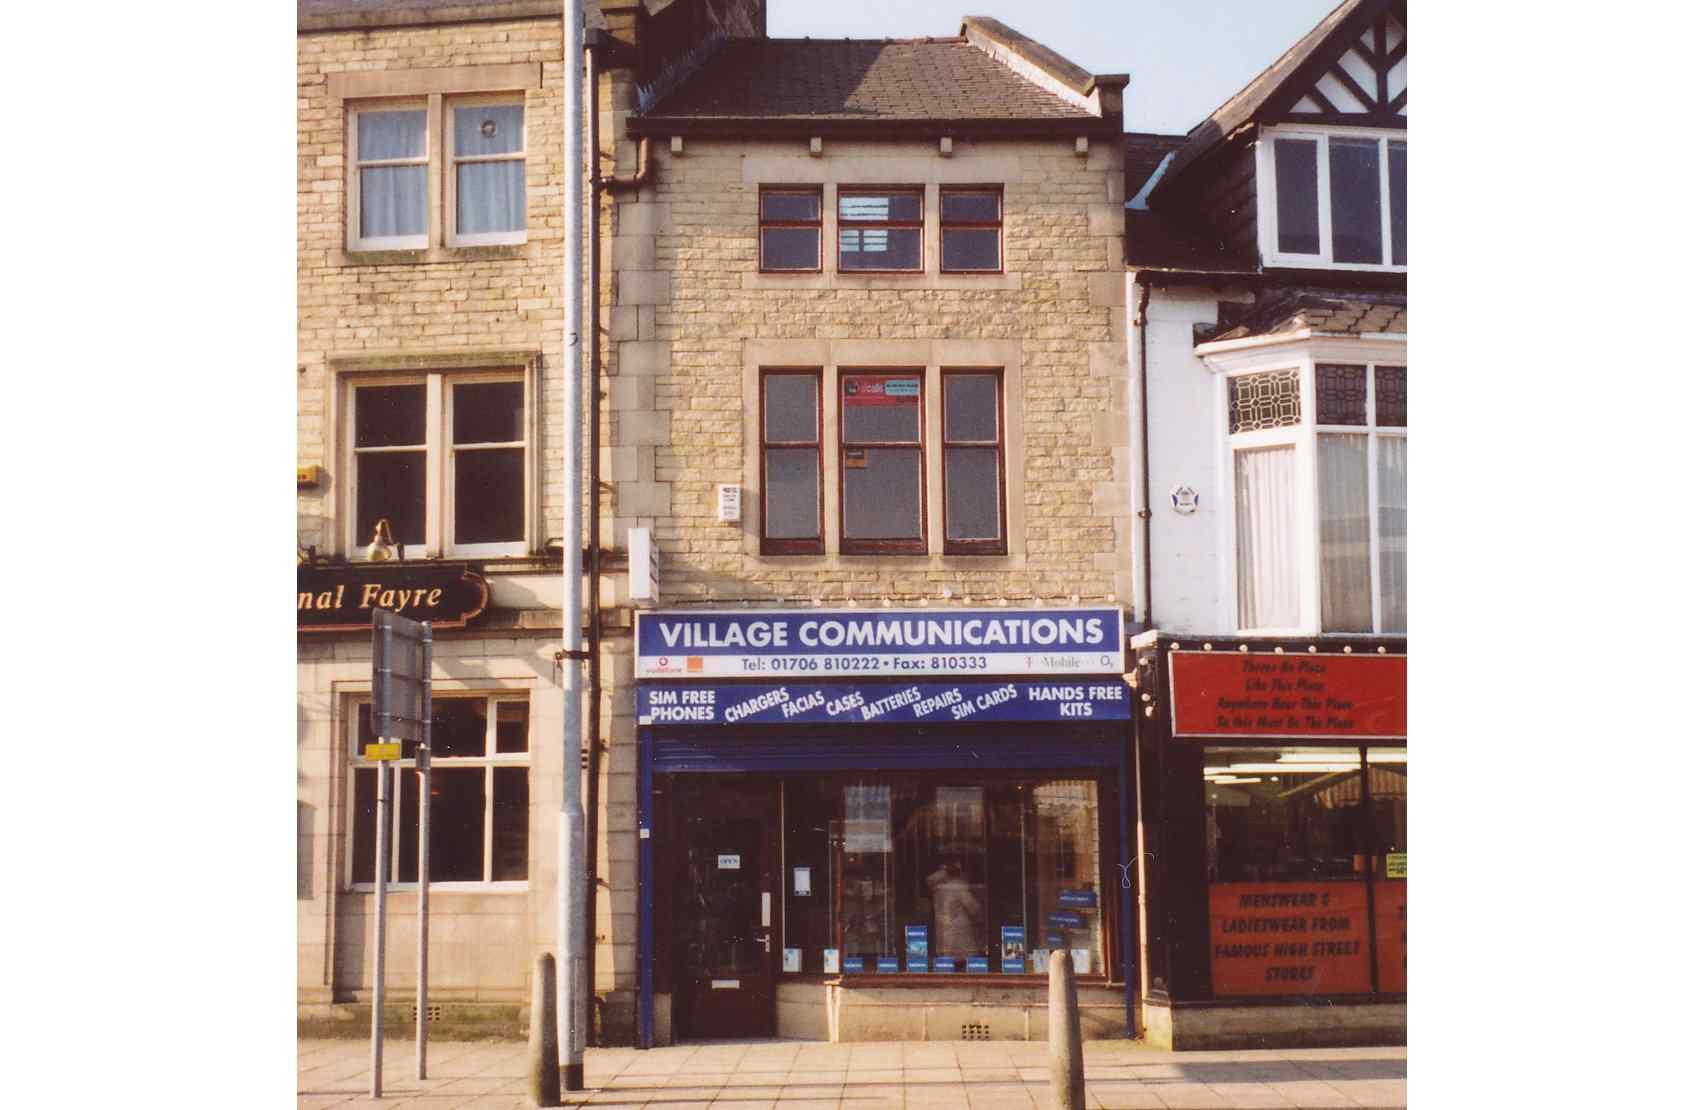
348 695 530 887
1228 362 1405 633
1200 746 1405 997
349 95 527 251
761 370 822 553
943 371 1005 553
940 188 1002 272
1262 129 1405 269
781 775 1107 977
838 189 923 272
347 372 529 558
759 188 822 271
841 371 924 553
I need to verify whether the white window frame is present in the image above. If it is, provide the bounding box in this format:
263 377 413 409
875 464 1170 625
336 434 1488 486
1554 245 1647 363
445 93 529 248
348 98 431 251
1203 336 1406 636
342 368 534 560
1256 123 1406 272
344 691 532 893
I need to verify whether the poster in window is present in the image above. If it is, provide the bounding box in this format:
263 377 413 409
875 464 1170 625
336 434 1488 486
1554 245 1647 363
1000 925 1026 973
1209 881 1372 996
877 956 900 973
844 375 919 406
966 955 989 973
1374 880 1405 994
842 955 864 973
905 924 929 972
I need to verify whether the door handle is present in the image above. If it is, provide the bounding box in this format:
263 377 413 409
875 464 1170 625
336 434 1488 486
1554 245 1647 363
757 933 771 954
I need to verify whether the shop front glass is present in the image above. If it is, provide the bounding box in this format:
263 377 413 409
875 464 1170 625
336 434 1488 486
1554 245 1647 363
1202 747 1405 996
780 774 1108 978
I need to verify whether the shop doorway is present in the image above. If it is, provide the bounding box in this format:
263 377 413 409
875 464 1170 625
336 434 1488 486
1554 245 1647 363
671 777 777 1040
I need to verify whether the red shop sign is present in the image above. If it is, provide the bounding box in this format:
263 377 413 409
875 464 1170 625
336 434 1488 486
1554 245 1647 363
1170 651 1405 740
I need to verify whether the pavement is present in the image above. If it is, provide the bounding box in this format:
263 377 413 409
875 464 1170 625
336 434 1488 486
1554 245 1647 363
298 1037 1406 1109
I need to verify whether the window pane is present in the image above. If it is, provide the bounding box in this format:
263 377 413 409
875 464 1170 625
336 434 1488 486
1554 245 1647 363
941 191 999 222
1032 780 1103 976
456 161 525 235
358 110 425 161
351 766 380 884
426 768 486 882
360 165 427 239
454 448 525 544
453 381 525 444
1318 433 1373 633
1374 365 1406 428
764 374 818 442
1315 364 1368 426
942 228 1000 271
1235 446 1299 628
431 699 488 758
839 192 921 222
761 192 820 221
1372 749 1407 994
944 374 998 441
843 448 921 540
495 701 529 754
899 786 989 966
837 783 894 964
765 447 820 539
761 227 820 270
356 384 426 447
839 227 921 270
356 451 426 547
398 769 421 882
1388 142 1406 267
453 104 523 156
945 447 1000 541
1202 747 1367 881
843 375 920 442
492 767 529 881
1274 139 1319 255
1228 369 1301 433
1329 137 1383 264
783 778 838 974
1378 437 1407 634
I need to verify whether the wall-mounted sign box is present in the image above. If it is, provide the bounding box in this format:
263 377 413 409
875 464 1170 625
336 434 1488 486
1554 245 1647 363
297 564 489 633
637 607 1124 680
639 679 1129 727
1169 650 1405 740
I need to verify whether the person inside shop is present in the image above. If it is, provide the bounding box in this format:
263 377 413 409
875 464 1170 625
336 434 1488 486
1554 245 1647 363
926 860 982 960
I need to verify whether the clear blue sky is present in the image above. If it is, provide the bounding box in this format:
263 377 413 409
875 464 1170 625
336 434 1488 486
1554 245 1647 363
766 0 1344 134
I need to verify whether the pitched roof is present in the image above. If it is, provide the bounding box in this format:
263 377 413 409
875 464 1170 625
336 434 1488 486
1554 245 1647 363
631 31 1118 137
1203 291 1406 344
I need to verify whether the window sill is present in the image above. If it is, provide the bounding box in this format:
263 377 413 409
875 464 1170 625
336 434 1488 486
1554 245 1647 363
339 243 533 267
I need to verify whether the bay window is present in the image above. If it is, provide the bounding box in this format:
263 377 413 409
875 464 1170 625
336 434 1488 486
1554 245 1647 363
1261 128 1405 269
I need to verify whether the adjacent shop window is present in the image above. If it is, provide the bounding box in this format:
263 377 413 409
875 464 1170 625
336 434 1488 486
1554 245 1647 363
1201 746 1405 996
781 775 1108 977
840 371 924 553
349 695 530 887
942 370 1005 552
348 96 527 251
1228 363 1405 633
838 189 923 272
759 189 823 271
761 370 823 553
940 188 1002 272
1265 130 1406 268
348 372 529 558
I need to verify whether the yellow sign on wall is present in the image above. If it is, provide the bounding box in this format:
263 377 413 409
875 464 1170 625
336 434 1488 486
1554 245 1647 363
364 742 402 762
1386 852 1407 879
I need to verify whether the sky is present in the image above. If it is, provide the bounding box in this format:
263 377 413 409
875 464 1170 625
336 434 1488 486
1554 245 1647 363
767 0 1344 134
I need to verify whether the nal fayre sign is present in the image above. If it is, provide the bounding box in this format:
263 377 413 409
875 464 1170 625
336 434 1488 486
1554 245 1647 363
1169 650 1405 740
636 608 1124 680
296 564 489 632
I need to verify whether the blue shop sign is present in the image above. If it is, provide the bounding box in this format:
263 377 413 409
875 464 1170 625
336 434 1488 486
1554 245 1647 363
636 607 1123 680
639 678 1129 726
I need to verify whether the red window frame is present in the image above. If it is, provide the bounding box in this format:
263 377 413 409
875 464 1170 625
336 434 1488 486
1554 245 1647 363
939 187 1004 273
836 188 925 274
759 368 824 554
758 187 823 273
839 369 926 555
941 368 1006 555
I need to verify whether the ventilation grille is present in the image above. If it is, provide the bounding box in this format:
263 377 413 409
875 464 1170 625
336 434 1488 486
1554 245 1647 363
961 1022 991 1041
410 1004 443 1023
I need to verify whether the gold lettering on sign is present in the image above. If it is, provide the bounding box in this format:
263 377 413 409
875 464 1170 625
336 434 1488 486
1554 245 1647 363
426 588 442 607
361 583 383 608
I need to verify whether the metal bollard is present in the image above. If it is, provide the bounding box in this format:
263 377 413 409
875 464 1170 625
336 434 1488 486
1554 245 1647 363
529 953 562 1107
1048 950 1086 1110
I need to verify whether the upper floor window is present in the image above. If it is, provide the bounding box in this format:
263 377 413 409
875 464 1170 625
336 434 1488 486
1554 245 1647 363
1229 361 1405 634
760 370 823 552
759 189 823 272
838 189 923 272
348 96 526 251
1260 129 1405 270
940 188 1002 272
841 372 925 552
346 371 529 559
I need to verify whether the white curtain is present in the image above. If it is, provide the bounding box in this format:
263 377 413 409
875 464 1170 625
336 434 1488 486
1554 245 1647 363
358 110 426 239
454 105 525 235
1318 433 1372 632
1378 436 1407 632
1236 446 1300 628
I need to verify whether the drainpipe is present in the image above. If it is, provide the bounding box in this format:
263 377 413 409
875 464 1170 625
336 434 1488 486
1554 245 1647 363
601 136 653 192
559 0 587 1092
582 27 604 1051
1133 278 1154 630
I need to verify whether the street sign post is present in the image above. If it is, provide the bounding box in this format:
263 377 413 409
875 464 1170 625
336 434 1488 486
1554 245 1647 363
371 608 434 1096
